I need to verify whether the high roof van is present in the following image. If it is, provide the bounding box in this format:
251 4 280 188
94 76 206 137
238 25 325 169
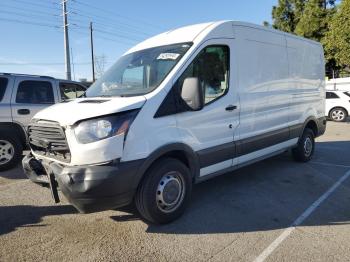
23 21 326 224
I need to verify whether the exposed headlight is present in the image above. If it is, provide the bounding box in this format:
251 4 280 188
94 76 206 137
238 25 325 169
74 110 139 144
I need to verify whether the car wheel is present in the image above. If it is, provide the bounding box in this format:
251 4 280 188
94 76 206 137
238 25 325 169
292 128 315 162
330 108 347 122
135 158 192 224
0 133 23 171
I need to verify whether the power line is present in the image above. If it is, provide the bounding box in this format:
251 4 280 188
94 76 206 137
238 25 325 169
9 0 61 11
69 27 135 46
0 10 61 24
70 24 143 43
68 6 160 35
70 0 165 31
69 17 151 37
93 28 142 42
0 17 61 29
0 3 61 18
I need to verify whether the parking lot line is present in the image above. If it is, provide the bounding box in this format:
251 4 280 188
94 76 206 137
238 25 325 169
310 161 350 168
254 169 350 262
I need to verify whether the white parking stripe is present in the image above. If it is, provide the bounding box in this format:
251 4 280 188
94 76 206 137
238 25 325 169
310 161 350 168
254 169 350 262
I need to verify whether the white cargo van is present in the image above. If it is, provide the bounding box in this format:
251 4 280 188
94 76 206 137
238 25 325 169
23 21 326 224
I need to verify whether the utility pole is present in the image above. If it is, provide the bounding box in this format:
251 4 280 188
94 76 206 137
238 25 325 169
90 22 96 82
62 0 71 80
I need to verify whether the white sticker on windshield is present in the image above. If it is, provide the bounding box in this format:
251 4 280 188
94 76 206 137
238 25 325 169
157 53 180 60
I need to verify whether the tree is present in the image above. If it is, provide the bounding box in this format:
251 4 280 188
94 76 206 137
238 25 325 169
295 0 335 42
272 0 296 32
271 0 337 77
271 0 308 32
324 0 350 73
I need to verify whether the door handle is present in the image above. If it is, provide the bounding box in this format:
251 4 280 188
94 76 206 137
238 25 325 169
18 109 30 115
225 105 237 111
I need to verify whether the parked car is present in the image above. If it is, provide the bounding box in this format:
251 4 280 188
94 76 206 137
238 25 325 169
325 90 350 122
0 73 87 171
23 21 326 224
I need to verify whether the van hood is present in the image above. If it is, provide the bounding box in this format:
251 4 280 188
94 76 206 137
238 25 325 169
33 96 146 126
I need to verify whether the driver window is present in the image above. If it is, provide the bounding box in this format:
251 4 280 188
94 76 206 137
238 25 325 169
178 45 229 105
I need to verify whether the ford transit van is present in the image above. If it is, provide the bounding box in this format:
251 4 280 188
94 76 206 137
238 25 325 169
23 21 326 224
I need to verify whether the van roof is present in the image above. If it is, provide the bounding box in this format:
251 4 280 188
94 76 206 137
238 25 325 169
125 20 321 54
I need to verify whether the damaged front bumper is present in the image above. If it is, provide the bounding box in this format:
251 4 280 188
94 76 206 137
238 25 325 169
22 153 143 213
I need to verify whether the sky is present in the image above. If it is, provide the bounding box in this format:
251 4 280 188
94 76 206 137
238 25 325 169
0 0 278 81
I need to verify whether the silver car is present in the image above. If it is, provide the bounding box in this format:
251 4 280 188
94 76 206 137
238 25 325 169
0 73 87 171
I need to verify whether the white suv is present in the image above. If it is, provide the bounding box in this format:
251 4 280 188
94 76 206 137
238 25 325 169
0 73 87 171
325 90 350 122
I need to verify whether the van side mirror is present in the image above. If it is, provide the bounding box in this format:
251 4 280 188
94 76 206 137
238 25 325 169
181 77 204 111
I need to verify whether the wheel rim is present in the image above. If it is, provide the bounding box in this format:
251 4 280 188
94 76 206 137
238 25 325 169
0 140 15 165
304 137 313 157
332 110 345 121
156 171 185 213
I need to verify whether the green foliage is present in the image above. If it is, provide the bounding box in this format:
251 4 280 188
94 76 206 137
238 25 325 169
295 0 330 41
272 0 296 32
323 0 350 69
270 0 345 76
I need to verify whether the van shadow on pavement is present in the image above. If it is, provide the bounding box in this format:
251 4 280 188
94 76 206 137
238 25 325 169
112 141 350 235
0 154 26 180
0 205 77 236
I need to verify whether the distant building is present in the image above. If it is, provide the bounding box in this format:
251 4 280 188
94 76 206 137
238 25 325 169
326 77 350 92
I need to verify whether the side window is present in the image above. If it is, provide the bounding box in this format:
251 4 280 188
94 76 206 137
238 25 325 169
343 92 350 98
326 92 339 99
0 77 8 102
16 81 54 104
75 85 86 98
59 83 86 100
177 45 229 105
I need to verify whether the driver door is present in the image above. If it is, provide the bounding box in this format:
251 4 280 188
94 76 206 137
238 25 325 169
174 39 240 177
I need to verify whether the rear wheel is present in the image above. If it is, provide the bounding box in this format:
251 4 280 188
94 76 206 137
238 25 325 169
0 133 23 171
330 108 347 122
135 158 192 224
292 128 315 162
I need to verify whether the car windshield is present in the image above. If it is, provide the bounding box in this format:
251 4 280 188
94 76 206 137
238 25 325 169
344 92 350 97
85 43 192 97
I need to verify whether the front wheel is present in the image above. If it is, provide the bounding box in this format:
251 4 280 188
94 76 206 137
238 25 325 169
330 108 347 122
0 133 23 171
135 158 192 224
292 128 315 162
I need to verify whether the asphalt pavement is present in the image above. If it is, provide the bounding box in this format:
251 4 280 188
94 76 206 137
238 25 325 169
1 121 350 262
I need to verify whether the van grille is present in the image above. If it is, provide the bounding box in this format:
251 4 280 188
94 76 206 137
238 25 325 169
28 120 71 162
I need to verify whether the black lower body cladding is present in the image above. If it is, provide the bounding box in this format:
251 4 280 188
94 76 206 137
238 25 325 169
317 116 327 137
22 154 144 213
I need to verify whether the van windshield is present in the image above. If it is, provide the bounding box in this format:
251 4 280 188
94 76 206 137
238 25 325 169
85 43 192 97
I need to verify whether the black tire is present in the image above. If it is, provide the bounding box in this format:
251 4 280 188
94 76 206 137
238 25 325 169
135 158 192 224
292 128 315 162
0 133 23 171
329 107 347 122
